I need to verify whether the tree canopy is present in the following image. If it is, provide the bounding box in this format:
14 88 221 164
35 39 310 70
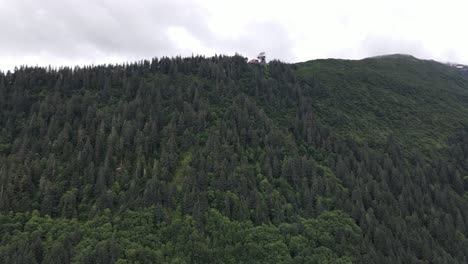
0 54 467 263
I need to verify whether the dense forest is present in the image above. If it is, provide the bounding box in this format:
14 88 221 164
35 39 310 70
0 54 467 263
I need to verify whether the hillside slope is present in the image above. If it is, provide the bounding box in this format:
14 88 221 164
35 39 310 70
0 55 467 263
296 55 468 155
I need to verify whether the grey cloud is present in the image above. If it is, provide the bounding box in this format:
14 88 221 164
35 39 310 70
1 0 468 69
0 0 213 61
0 0 296 68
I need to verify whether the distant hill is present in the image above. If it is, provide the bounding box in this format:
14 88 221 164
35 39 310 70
0 54 467 263
367 53 418 60
296 55 468 156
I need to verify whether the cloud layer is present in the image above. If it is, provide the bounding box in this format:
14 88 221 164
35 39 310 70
1 0 467 70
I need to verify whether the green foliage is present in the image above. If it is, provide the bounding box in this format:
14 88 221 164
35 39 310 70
296 55 468 157
174 149 193 192
0 54 468 263
0 208 360 263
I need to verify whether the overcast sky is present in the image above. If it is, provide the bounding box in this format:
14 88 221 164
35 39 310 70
1 0 467 71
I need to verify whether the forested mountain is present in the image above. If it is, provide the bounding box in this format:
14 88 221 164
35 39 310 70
0 54 467 263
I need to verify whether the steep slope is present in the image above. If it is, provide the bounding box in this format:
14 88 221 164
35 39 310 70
0 55 467 263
